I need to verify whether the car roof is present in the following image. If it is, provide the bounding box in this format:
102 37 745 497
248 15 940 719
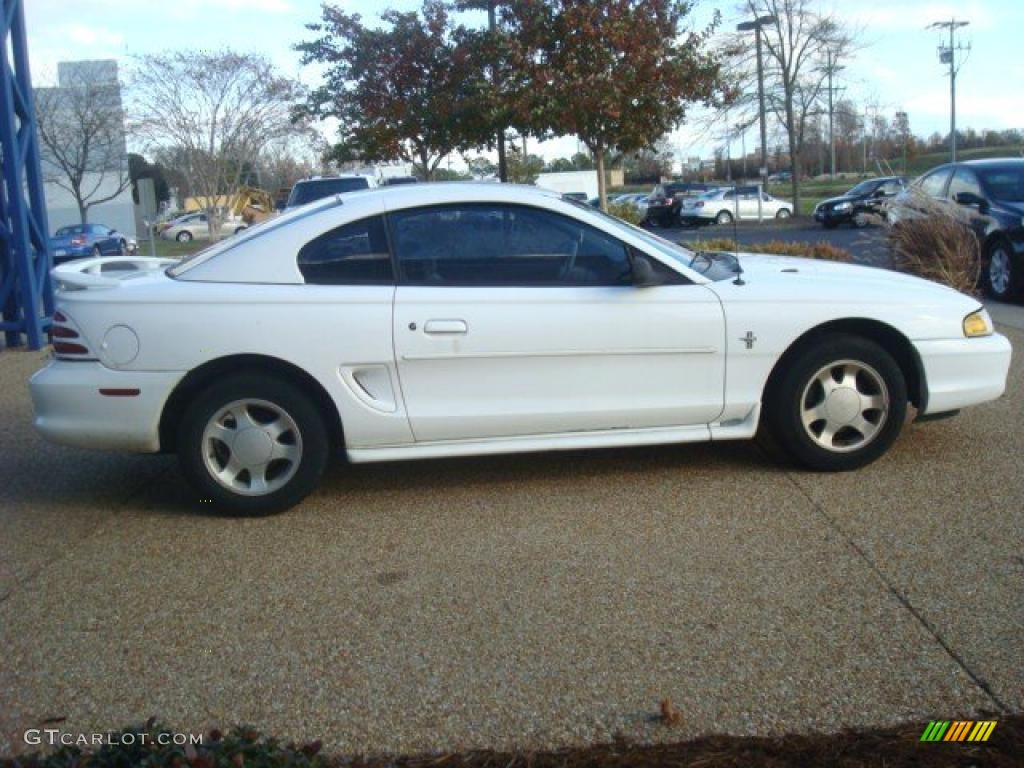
962 158 1024 168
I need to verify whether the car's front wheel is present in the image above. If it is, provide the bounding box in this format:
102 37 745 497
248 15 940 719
177 374 329 515
766 335 907 471
176 231 193 243
984 239 1020 301
775 208 792 220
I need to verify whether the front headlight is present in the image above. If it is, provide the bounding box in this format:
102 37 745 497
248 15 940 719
963 308 993 337
834 201 852 211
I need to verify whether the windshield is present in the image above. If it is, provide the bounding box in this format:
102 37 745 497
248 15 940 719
568 201 739 281
846 180 878 196
287 177 368 207
979 166 1024 202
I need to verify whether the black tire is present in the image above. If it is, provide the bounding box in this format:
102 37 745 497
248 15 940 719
91 245 101 257
716 210 733 225
176 373 330 516
983 238 1021 301
765 334 907 471
117 239 127 255
176 230 193 243
775 208 792 220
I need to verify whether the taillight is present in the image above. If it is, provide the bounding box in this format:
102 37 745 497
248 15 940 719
70 236 86 246
49 310 95 359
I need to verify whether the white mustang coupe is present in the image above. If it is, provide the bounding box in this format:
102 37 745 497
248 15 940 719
32 184 1011 515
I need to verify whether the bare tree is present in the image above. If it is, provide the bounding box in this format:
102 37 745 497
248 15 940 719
714 1 855 210
130 50 305 240
35 66 131 225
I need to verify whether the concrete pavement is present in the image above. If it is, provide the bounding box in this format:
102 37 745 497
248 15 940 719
0 324 1020 756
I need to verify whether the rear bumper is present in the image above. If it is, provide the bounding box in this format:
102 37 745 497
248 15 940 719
30 361 183 452
915 334 1012 415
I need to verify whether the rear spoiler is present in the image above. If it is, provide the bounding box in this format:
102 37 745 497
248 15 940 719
52 256 178 291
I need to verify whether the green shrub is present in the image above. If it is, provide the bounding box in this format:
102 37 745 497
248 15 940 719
4 720 326 768
686 238 853 262
607 201 645 225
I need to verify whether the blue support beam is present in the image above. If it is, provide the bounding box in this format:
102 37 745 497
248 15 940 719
1 0 53 350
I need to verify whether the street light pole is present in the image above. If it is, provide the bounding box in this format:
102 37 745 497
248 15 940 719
738 14 775 223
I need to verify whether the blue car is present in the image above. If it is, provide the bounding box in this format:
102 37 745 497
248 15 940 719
49 223 129 264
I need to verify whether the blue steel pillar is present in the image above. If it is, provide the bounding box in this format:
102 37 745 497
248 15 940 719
1 0 53 350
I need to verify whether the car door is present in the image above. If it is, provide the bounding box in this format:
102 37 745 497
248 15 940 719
736 187 761 219
389 202 726 442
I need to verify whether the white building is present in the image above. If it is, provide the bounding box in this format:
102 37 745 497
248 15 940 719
36 60 136 237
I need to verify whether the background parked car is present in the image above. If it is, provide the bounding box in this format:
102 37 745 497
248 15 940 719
49 223 131 264
888 158 1024 300
645 182 717 226
160 212 247 243
284 175 377 209
814 176 908 229
680 186 793 225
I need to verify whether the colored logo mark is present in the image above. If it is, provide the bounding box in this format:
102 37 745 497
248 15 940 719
920 720 997 742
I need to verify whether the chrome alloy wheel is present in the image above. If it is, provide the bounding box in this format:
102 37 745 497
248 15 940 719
800 360 889 453
989 246 1011 296
201 399 302 496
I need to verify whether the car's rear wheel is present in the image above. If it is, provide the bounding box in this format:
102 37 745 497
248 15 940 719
176 231 193 243
716 210 733 225
117 239 127 255
766 335 907 471
984 239 1020 301
177 373 329 515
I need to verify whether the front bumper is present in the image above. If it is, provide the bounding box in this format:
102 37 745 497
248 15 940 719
814 208 852 225
915 333 1012 415
30 360 183 453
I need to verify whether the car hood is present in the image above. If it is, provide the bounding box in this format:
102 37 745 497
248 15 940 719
817 193 864 208
718 252 970 299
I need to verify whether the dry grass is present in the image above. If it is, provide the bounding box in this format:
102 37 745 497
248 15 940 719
886 190 982 295
687 238 853 263
607 201 645 225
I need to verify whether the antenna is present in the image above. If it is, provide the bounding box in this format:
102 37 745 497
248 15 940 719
731 181 745 285
927 19 970 162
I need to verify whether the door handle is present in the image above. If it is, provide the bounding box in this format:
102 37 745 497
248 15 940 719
423 319 468 335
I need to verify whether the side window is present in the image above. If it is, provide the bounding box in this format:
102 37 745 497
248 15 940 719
390 204 632 287
947 168 982 199
298 215 393 285
878 181 902 196
918 168 952 198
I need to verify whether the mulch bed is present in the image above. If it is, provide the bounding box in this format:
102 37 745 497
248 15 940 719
344 714 1024 768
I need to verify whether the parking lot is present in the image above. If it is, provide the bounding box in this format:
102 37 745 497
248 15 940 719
0 310 1021 757
662 218 891 265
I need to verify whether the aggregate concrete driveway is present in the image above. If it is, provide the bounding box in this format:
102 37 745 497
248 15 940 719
1 322 1021 757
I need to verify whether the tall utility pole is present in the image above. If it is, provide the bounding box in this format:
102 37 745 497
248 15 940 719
822 50 844 178
486 0 508 182
928 19 970 163
737 15 776 183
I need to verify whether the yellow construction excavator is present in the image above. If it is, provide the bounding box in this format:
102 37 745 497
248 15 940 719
231 187 277 226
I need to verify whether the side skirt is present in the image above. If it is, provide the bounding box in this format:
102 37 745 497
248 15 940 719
346 424 714 464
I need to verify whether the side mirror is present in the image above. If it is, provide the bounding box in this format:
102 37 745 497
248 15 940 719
632 253 664 288
954 191 987 210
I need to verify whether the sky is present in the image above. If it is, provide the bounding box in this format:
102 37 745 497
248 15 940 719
22 0 1024 167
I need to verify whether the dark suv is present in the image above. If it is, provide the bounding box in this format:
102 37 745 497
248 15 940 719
285 176 373 209
645 182 716 226
813 176 907 228
888 159 1024 300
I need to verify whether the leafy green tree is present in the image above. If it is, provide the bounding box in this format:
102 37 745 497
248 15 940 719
500 0 723 208
505 148 544 184
297 1 494 180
